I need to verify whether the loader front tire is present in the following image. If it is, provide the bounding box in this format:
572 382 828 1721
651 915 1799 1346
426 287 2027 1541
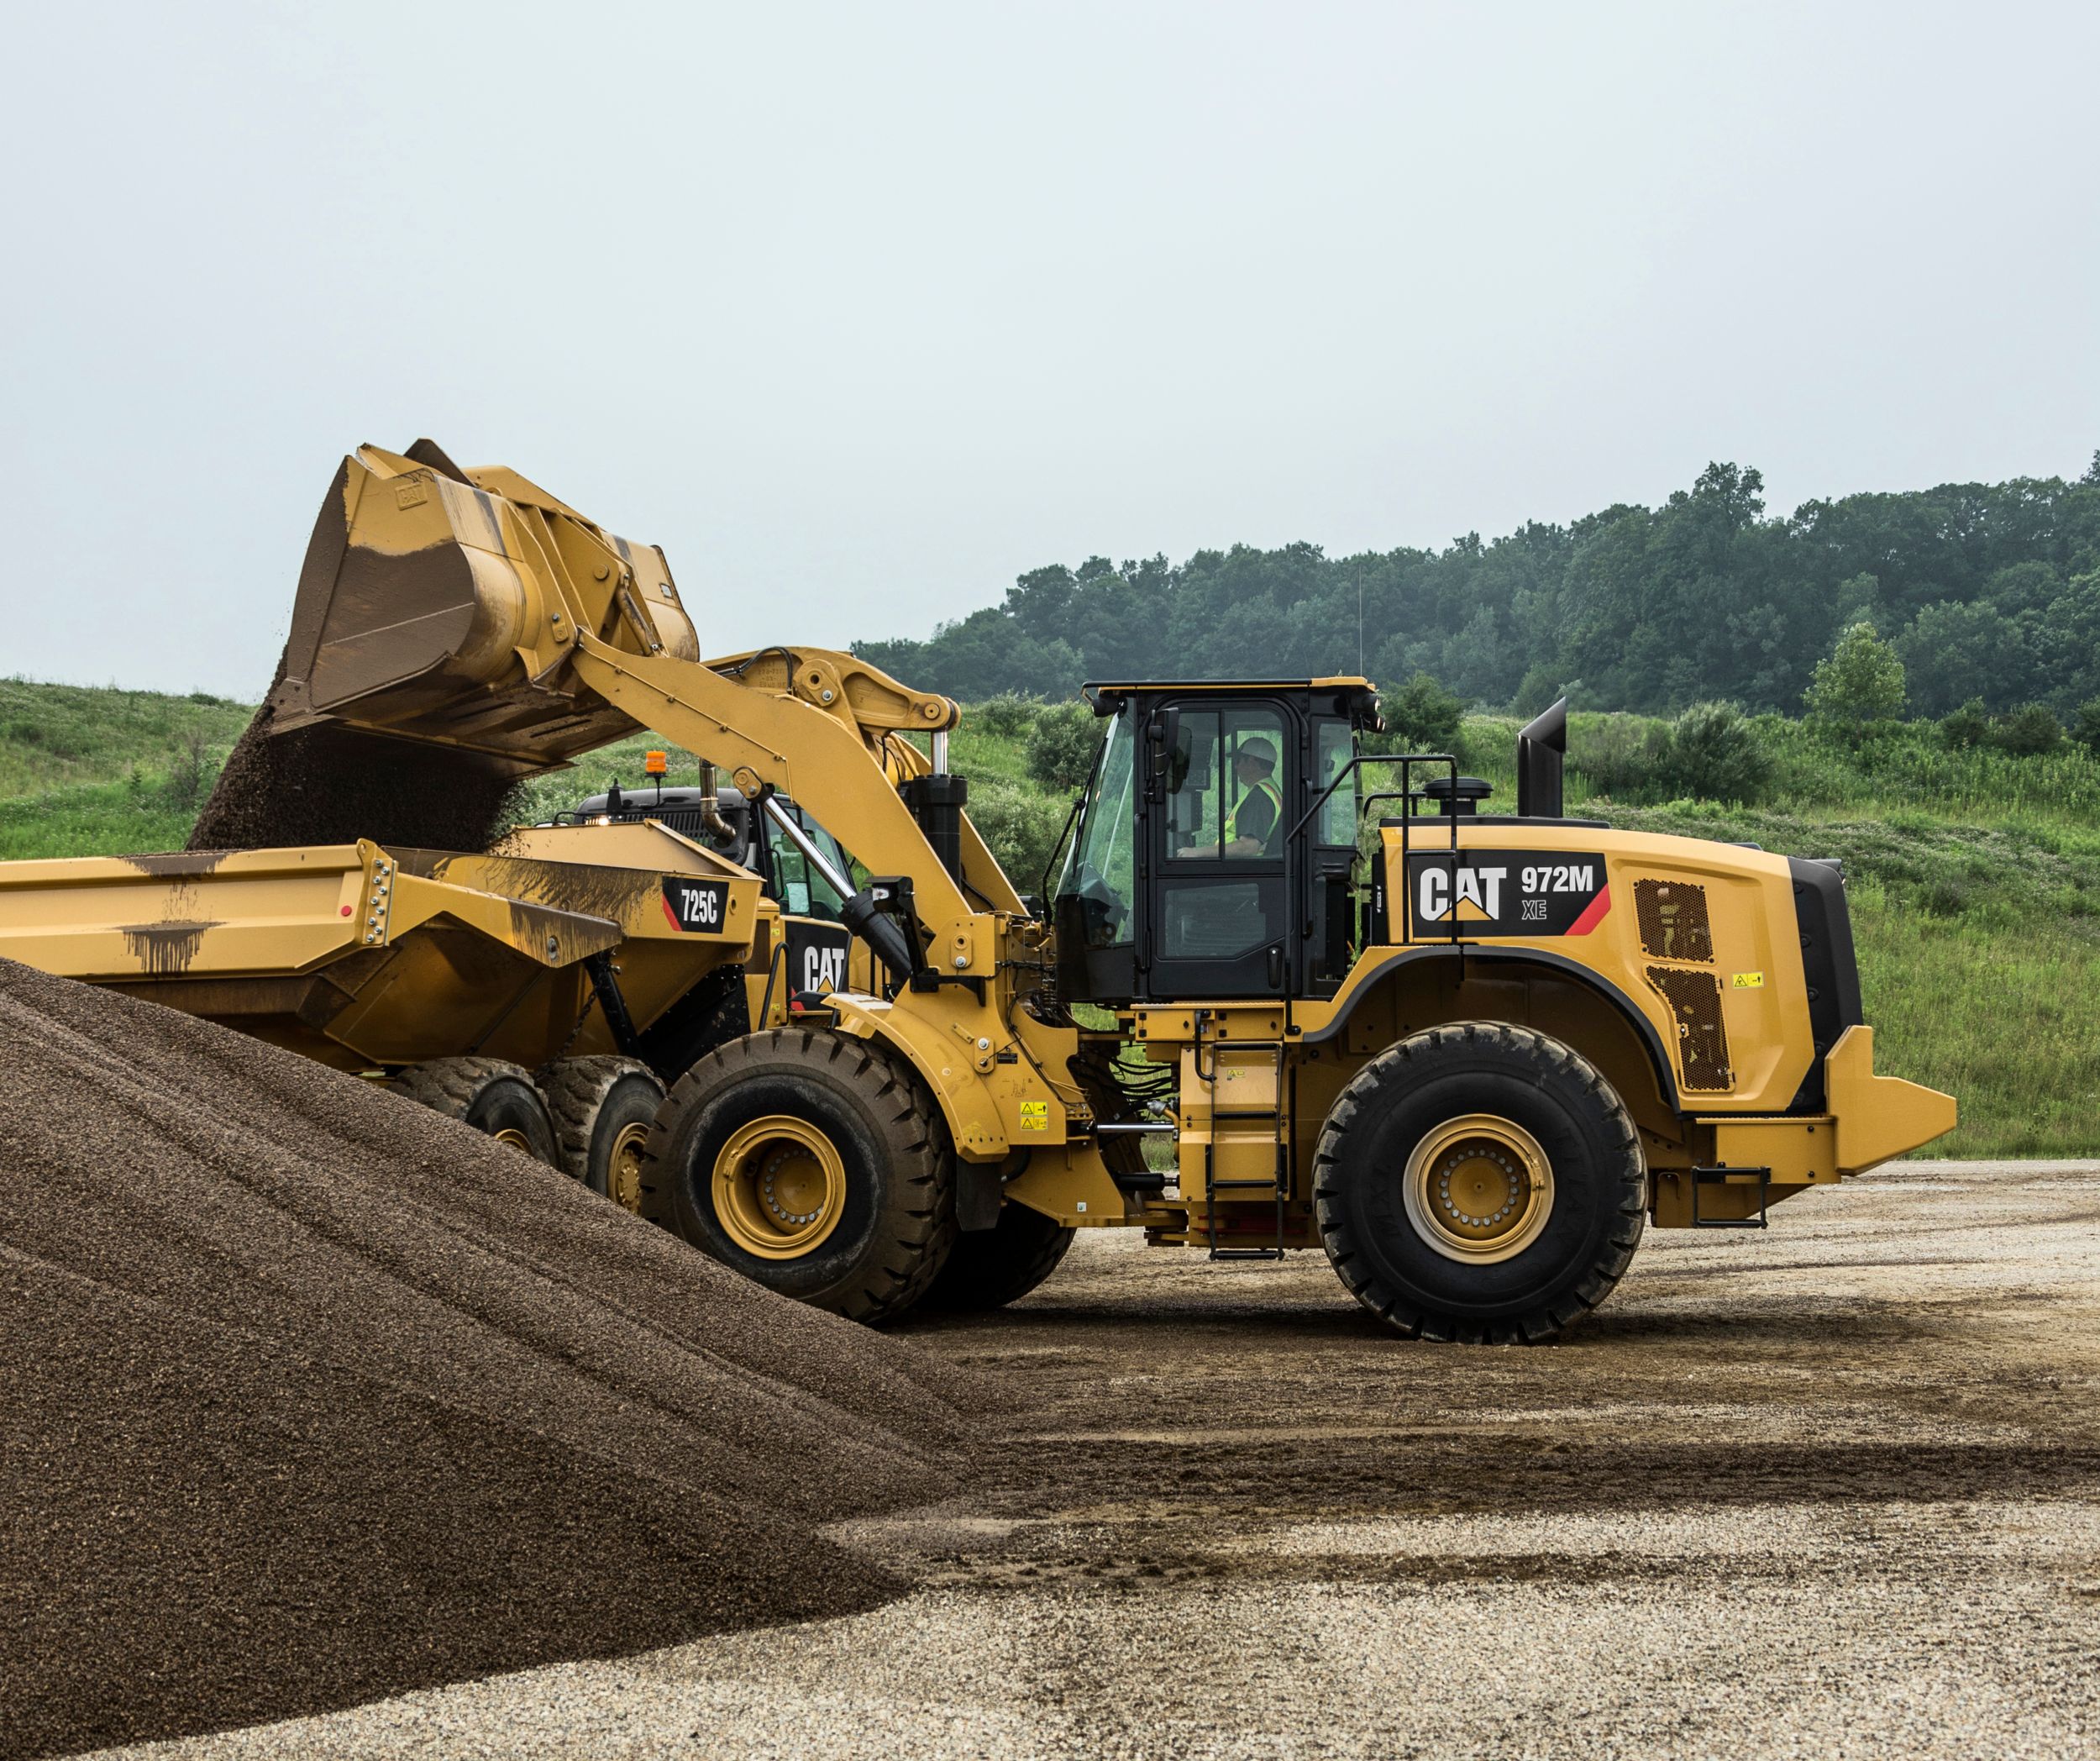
1313 1023 1644 1344
644 1028 955 1324
389 1056 561 1167
920 1203 1075 1311
541 1056 666 1214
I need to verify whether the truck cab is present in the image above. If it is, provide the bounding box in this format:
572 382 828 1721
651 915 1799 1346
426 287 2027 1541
560 777 862 1009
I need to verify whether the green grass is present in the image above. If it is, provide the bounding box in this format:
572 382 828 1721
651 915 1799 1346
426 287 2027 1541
0 677 252 801
0 780 206 861
1 679 2090 1156
1848 880 2100 1157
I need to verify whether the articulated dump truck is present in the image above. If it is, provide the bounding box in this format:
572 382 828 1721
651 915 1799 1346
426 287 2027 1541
0 439 1958 1340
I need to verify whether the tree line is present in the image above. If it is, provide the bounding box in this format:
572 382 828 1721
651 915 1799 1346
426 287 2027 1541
853 455 2100 721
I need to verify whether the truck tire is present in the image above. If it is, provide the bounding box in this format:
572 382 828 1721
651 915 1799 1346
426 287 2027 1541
643 1028 955 1323
1313 1022 1644 1344
540 1056 665 1213
920 1203 1075 1311
388 1056 561 1167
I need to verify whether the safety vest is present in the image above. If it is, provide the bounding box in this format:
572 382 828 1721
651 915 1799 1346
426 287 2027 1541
1222 775 1282 849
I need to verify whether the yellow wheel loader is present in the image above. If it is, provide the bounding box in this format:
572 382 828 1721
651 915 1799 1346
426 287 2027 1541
0 440 1957 1340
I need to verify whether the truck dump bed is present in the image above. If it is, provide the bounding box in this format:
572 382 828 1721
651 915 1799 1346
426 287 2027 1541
0 821 762 1072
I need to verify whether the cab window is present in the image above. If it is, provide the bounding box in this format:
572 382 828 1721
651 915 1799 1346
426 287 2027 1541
1166 707 1287 861
1315 719 1357 845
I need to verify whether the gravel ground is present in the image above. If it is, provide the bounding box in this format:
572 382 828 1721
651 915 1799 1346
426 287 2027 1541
79 1160 2100 1761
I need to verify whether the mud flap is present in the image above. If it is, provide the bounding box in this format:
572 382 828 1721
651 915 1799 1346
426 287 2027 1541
955 1162 1003 1233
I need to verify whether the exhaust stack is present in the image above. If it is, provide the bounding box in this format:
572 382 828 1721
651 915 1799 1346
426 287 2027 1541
1515 697 1567 819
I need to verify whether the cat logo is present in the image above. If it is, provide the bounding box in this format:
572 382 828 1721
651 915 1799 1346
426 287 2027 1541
785 922 853 1002
801 942 848 995
1416 864 1505 923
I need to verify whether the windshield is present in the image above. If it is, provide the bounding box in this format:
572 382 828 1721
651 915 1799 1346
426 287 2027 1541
1056 709 1136 948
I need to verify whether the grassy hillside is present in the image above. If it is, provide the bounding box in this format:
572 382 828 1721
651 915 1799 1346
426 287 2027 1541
2 678 2090 1157
0 680 255 860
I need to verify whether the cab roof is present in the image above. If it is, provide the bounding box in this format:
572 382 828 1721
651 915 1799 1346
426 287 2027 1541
1084 676 1375 694
1083 677 1382 723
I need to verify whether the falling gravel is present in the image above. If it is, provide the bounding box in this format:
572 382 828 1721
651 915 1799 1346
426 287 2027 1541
0 959 985 1761
186 666 523 854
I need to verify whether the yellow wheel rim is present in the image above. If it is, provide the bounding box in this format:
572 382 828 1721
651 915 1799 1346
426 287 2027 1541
607 1121 650 1214
711 1113 848 1259
491 1126 536 1154
1402 1112 1554 1264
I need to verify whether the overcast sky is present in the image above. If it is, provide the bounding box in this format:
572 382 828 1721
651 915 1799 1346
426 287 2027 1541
3 1 2094 697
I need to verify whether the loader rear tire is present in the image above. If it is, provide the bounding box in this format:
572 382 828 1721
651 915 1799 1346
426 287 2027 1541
540 1056 666 1214
1313 1022 1644 1344
920 1203 1075 1311
643 1028 955 1324
388 1056 561 1167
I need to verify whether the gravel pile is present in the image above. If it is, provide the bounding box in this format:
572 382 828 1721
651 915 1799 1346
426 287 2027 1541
187 667 522 854
0 959 979 1760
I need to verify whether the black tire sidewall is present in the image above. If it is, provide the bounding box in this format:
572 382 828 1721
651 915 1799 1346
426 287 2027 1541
664 1064 903 1306
585 1074 664 1199
921 1203 1074 1311
1325 1036 1633 1327
461 1077 559 1165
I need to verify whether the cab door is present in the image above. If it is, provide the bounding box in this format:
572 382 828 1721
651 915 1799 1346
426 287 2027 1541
1142 699 1294 1001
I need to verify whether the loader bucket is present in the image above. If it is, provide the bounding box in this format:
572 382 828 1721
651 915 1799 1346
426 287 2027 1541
265 440 699 775
190 441 704 855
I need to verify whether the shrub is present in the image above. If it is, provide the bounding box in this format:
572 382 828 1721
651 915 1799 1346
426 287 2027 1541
2076 697 2100 758
1655 702 1771 804
1989 705 2063 756
969 693 1040 740
1024 701 1100 792
163 728 219 811
1572 716 1667 801
966 774 1072 895
1940 699 1992 749
1805 622 1906 728
1378 672 1467 755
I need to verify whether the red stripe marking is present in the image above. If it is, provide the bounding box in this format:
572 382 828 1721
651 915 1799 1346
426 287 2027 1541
1566 884 1612 936
661 894 684 930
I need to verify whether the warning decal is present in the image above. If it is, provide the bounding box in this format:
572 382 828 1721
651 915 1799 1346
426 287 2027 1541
1405 850 1611 940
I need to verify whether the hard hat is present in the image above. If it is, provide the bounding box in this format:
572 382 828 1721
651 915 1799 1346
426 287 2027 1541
1237 736 1277 770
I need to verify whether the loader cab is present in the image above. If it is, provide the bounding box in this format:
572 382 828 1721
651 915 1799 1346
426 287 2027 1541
1053 679 1381 1007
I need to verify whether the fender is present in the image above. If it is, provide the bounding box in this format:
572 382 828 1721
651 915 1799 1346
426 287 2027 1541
823 991 1012 1160
1301 944 1683 1113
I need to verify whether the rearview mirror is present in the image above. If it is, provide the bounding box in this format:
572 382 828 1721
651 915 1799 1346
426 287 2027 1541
1145 707 1180 801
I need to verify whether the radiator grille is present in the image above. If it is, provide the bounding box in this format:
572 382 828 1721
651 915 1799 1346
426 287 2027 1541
1635 879 1713 963
1646 965 1733 1091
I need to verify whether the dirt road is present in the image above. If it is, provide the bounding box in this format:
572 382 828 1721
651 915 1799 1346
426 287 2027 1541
87 1161 2100 1759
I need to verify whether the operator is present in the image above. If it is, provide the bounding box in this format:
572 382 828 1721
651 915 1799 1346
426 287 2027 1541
1179 735 1281 859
